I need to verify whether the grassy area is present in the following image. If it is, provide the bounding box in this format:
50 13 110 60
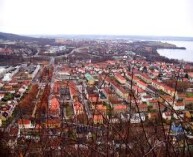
12 106 19 117
1 93 14 102
103 102 111 109
2 116 14 127
103 102 113 117
147 41 176 47
158 89 167 95
0 102 6 106
66 105 74 118
186 92 193 98
148 105 153 111
25 85 31 93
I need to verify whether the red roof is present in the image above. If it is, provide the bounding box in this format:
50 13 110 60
139 73 151 80
153 103 165 110
18 119 31 125
138 103 148 109
96 104 107 111
127 72 139 82
69 81 79 97
137 88 145 93
175 102 185 106
74 101 83 111
100 75 111 83
164 112 171 116
149 99 158 104
114 105 127 110
111 80 127 94
185 97 193 102
104 87 113 95
88 94 99 103
54 81 69 93
137 80 148 88
50 97 60 111
93 115 103 121
46 119 60 125
115 73 126 81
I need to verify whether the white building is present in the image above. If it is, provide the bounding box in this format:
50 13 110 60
2 66 20 82
0 67 6 77
18 119 34 129
121 113 146 123
173 102 185 111
162 112 171 120
2 73 12 82
57 71 71 80
0 118 2 127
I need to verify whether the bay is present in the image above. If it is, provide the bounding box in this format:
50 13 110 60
157 41 193 62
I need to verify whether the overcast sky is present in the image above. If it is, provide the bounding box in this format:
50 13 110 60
0 0 193 36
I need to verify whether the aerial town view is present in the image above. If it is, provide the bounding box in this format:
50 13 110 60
0 0 193 157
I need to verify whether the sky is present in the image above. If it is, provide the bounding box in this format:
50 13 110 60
0 0 193 36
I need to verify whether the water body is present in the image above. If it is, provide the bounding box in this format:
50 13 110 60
157 41 193 62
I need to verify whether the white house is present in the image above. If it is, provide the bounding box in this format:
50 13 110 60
2 73 12 82
0 93 5 100
18 119 34 129
162 112 171 120
173 112 184 120
123 113 146 123
173 102 185 111
0 118 2 127
188 72 193 82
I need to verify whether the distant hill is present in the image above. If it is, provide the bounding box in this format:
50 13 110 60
0 32 54 43
1 32 193 42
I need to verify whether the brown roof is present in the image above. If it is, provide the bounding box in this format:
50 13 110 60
46 119 61 125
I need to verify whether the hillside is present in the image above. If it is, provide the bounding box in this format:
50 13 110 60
0 32 54 43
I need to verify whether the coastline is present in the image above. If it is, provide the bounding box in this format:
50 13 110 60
156 41 193 63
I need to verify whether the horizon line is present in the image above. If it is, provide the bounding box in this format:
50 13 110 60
1 31 193 39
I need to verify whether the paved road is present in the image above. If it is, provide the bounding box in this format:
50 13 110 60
34 48 40 57
31 87 43 118
63 121 105 131
83 100 92 119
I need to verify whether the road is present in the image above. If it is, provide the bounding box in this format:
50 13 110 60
34 48 40 57
31 87 43 118
83 100 92 119
78 82 92 119
63 121 105 131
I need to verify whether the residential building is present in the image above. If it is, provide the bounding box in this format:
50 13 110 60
114 73 126 84
93 114 103 124
173 101 185 111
